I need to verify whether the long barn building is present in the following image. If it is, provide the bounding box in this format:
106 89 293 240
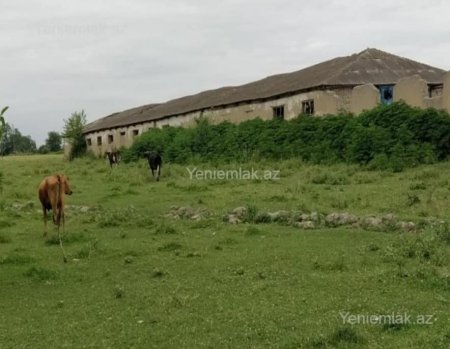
81 48 450 156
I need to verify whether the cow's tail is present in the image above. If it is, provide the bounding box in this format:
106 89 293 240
55 174 62 226
54 174 67 262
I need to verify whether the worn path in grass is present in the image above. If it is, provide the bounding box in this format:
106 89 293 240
0 155 449 348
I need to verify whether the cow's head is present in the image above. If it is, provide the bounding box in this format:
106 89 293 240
60 175 73 195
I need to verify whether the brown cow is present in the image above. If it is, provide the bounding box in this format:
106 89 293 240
38 174 72 236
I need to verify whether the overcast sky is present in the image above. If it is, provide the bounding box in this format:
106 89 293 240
1 0 450 145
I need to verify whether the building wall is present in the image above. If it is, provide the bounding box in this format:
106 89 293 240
156 112 200 127
393 75 429 108
84 89 345 156
205 89 342 125
85 124 149 156
63 139 72 159
333 88 353 112
425 95 443 109
351 84 380 114
83 71 450 157
443 72 450 112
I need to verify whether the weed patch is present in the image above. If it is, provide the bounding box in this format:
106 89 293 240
0 234 11 243
24 266 58 281
245 226 262 236
312 256 348 272
155 224 177 235
309 327 365 347
0 220 14 229
45 232 89 245
158 242 182 252
1 254 34 265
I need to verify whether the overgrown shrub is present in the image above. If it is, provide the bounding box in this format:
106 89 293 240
123 103 450 170
63 110 87 160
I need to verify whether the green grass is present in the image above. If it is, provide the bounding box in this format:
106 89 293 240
0 154 449 348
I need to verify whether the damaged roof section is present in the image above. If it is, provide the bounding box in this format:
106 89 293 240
84 103 161 133
84 48 447 133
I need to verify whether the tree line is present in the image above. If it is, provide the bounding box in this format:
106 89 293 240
0 126 62 155
0 107 87 159
0 106 67 155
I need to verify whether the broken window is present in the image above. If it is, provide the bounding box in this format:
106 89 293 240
120 131 126 136
428 84 443 98
97 136 102 145
302 100 314 115
86 138 92 146
108 135 114 144
378 85 394 105
132 130 139 137
272 105 285 120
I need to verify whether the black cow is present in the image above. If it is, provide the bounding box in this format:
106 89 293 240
106 151 120 168
145 151 162 181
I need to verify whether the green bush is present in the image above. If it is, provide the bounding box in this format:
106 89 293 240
123 102 450 170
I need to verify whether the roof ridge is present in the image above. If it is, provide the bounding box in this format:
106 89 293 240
359 47 442 70
321 53 360 85
322 48 388 85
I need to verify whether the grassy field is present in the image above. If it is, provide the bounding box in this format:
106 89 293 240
0 154 449 348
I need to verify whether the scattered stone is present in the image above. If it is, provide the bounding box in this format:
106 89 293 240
295 221 315 229
11 201 34 211
226 215 241 224
223 206 424 234
190 214 201 221
291 211 304 222
165 206 209 220
254 212 272 224
398 221 416 232
79 206 91 213
186 251 201 258
124 256 134 264
232 207 247 219
361 216 384 230
309 212 322 223
268 210 290 223
325 212 358 226
381 213 397 225
300 213 310 222
65 205 95 214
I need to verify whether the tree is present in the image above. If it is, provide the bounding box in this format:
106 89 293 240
0 123 37 154
45 131 62 152
38 144 49 154
63 110 87 160
0 106 8 148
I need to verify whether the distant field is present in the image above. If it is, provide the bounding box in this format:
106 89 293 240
0 154 449 348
